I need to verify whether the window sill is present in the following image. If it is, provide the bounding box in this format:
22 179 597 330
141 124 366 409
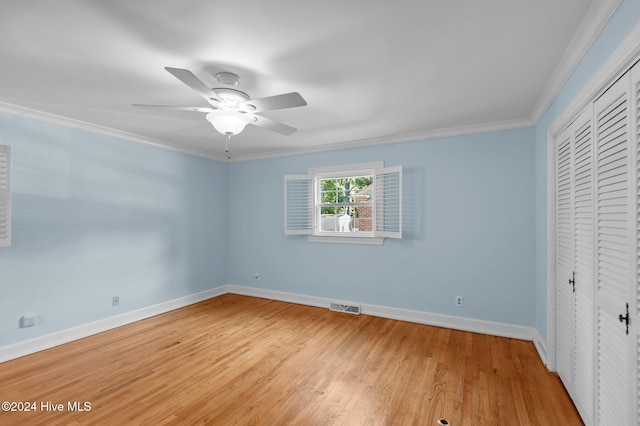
307 235 384 245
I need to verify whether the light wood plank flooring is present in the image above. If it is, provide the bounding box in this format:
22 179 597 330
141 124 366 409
0 294 582 425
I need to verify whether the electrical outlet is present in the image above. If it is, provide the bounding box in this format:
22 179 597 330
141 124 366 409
112 296 119 307
20 314 36 328
254 272 260 280
455 296 464 307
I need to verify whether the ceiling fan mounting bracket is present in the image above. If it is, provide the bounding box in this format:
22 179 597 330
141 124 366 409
215 72 240 86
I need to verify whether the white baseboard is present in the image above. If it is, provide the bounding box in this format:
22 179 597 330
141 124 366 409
0 286 228 363
532 328 549 369
227 285 537 342
1 284 545 366
229 285 331 309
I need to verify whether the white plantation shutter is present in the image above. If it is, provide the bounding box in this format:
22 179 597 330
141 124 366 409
284 175 313 235
594 70 632 426
0 145 11 247
374 165 402 239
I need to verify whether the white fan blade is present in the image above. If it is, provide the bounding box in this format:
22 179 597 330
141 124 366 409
132 104 215 113
239 92 306 113
164 67 222 104
249 114 297 135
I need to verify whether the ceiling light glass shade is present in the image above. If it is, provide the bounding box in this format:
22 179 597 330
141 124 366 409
206 111 250 135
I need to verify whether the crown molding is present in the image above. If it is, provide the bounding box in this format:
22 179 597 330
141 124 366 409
530 0 622 124
0 100 532 163
548 17 640 138
0 101 229 162
228 118 533 162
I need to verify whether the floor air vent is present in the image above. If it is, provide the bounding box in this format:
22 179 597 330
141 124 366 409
329 303 361 315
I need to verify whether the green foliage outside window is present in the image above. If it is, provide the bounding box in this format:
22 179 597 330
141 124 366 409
320 176 372 203
319 175 373 218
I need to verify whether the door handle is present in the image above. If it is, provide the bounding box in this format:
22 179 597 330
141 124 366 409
619 303 629 335
568 272 575 293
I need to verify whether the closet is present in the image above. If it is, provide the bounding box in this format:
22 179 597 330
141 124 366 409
555 61 639 425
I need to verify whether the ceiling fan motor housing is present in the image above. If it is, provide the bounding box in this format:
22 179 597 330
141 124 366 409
213 88 250 105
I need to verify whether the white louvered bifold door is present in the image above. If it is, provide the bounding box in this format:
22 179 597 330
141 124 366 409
284 175 313 235
594 70 633 426
0 145 11 247
631 61 640 426
571 108 595 425
556 124 575 392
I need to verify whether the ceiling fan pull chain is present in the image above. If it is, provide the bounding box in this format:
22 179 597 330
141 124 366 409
226 134 231 159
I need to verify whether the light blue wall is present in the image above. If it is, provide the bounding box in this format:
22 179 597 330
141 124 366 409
228 128 536 326
534 0 640 342
0 113 228 347
5 2 638 352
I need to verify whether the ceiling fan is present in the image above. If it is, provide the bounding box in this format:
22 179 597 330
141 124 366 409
133 67 307 157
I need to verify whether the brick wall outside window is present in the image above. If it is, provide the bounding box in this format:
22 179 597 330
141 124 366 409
355 205 372 232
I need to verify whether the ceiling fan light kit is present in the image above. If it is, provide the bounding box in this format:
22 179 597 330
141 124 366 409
133 67 307 158
206 110 250 135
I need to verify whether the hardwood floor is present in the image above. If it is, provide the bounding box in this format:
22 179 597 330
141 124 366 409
0 294 582 425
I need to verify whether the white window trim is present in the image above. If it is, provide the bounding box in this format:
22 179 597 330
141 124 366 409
308 161 383 175
307 234 385 245
284 161 401 244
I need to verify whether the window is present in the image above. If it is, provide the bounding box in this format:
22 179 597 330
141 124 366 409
0 145 11 247
319 174 374 233
285 162 402 244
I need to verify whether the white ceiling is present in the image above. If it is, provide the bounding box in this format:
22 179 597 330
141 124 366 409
0 0 612 161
